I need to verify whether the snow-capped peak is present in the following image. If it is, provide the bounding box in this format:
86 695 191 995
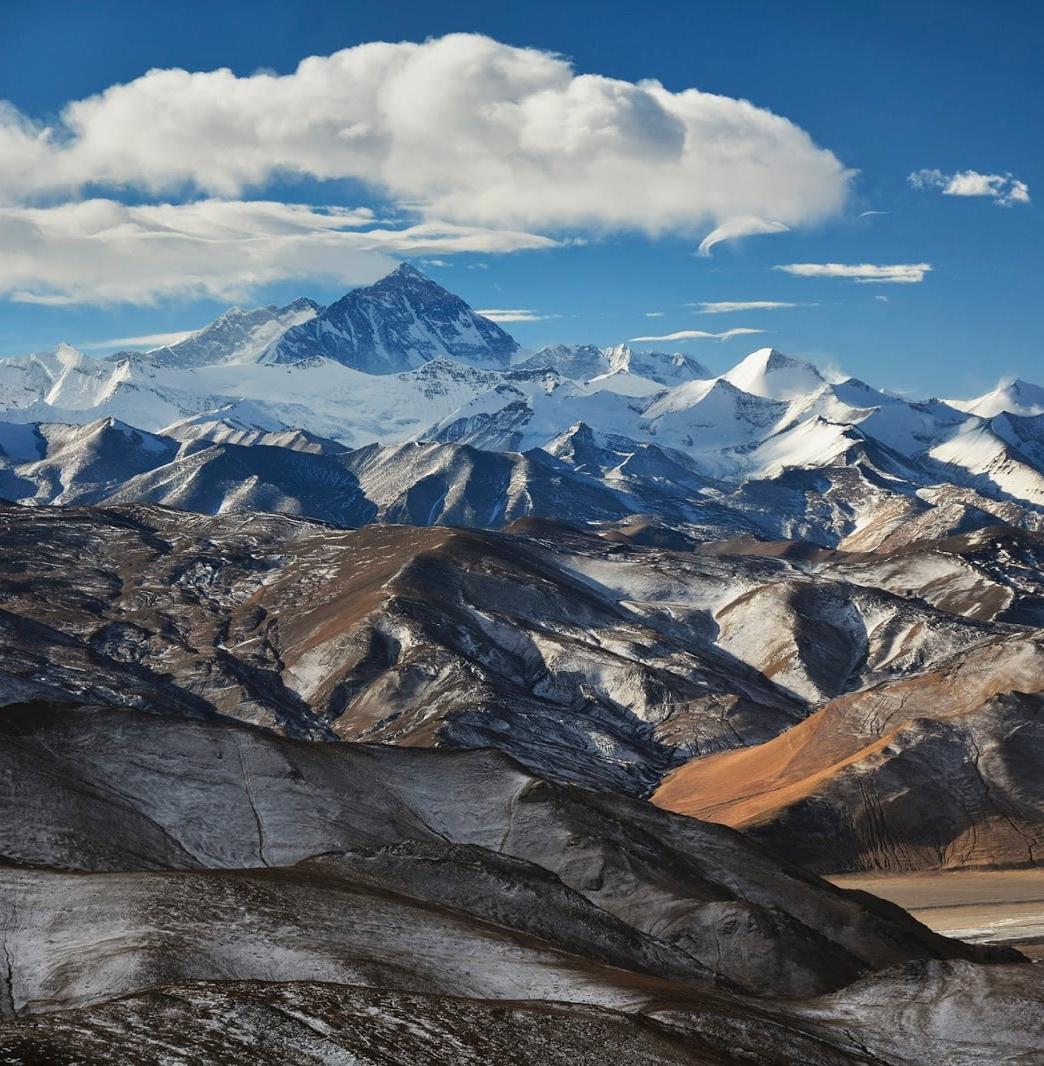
951 378 1044 418
142 298 322 369
601 344 710 386
261 263 519 374
723 348 827 400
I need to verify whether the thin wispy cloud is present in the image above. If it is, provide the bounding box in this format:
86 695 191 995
774 262 932 284
628 327 765 342
80 329 197 350
644 311 665 318
909 169 1030 206
858 210 889 218
691 300 804 314
697 217 790 256
476 308 558 323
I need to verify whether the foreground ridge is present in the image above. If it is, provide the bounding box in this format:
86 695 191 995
0 702 1036 1064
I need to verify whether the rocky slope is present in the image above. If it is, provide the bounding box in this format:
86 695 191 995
0 501 1041 867
0 702 1035 1064
653 527 1044 871
3 409 1043 551
2 270 1043 1063
654 642 1044 873
262 263 519 372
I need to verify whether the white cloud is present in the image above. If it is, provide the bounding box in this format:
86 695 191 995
644 311 665 317
475 308 557 323
628 327 765 342
0 198 556 304
1005 180 1032 205
774 262 932 284
909 168 1030 206
0 34 850 244
874 294 889 302
697 217 790 256
80 329 198 350
692 300 803 313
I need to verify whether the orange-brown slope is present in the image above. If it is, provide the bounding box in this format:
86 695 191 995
260 522 810 792
653 635 1044 873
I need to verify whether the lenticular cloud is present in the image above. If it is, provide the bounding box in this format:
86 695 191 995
0 34 851 243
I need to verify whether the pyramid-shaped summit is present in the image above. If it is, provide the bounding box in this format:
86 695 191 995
723 347 826 401
262 263 519 374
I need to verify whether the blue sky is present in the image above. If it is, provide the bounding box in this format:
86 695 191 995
0 0 1040 396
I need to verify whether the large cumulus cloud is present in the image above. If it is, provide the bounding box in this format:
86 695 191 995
0 34 852 303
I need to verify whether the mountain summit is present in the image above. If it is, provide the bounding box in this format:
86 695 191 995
723 347 826 400
954 378 1044 419
262 263 520 373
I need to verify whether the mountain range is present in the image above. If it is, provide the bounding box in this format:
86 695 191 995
1 265 1042 1062
1 264 1043 552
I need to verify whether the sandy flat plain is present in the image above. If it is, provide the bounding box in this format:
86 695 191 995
829 869 1044 960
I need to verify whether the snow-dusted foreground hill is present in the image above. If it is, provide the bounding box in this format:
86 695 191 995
0 702 1037 1064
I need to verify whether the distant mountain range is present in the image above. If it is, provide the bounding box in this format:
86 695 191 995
0 264 1042 549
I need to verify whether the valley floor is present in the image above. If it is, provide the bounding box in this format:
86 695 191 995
829 869 1044 961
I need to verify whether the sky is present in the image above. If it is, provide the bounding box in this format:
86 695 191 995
0 0 1040 397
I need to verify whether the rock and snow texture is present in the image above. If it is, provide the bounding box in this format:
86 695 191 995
0 702 1036 1065
656 654 1044 870
262 263 519 372
9 403 1042 548
145 298 321 368
1 501 1042 871
2 265 1044 546
516 343 709 389
1 266 1043 1063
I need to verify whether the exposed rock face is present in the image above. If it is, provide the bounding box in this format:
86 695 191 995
5 313 1044 550
0 503 809 791
262 264 519 372
0 509 1037 1063
2 965 1040 1066
0 417 179 505
104 440 379 526
654 642 1044 872
0 984 746 1066
3 269 1044 553
1 271 1042 1063
339 438 641 527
